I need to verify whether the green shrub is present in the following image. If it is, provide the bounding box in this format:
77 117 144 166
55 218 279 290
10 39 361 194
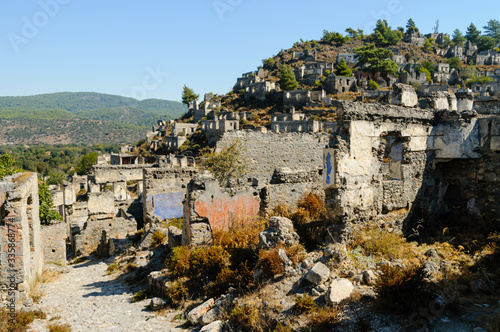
106 263 118 274
166 246 192 277
189 245 229 278
131 289 148 303
368 80 379 90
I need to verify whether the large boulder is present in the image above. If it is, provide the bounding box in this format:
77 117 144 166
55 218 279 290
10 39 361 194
305 262 331 286
326 278 354 304
392 83 418 107
259 216 299 248
187 298 214 326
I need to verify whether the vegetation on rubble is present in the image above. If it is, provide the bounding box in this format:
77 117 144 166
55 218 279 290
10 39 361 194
201 141 246 186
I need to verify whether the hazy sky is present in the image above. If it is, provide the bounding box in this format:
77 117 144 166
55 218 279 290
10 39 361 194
0 0 498 102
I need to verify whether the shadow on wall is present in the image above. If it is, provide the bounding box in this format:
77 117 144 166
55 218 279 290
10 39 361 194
403 115 500 244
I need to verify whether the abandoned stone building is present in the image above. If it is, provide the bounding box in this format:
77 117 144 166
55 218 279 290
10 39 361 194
244 81 278 101
322 75 357 95
404 32 426 46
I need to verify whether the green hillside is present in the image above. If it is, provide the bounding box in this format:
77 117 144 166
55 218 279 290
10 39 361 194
0 92 187 144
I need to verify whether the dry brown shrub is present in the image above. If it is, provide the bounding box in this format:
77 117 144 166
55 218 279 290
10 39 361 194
48 322 72 332
257 248 285 278
351 228 416 260
212 217 265 250
309 305 339 331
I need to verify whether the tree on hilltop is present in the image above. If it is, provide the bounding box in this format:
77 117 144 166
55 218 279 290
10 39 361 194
279 65 299 91
406 19 419 34
354 44 398 77
452 29 466 47
181 85 199 106
334 58 353 77
465 23 481 44
483 19 500 44
373 19 401 46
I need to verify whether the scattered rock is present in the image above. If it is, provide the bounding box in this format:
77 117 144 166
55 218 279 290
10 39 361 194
326 278 354 304
200 320 224 332
425 248 440 260
305 262 330 286
96 230 115 258
150 297 167 311
362 270 377 286
187 298 214 326
259 216 299 248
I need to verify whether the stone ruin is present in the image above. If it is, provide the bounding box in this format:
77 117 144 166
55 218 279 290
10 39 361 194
0 173 43 304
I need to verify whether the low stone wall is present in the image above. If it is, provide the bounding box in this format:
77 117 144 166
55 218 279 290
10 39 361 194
41 222 68 266
71 217 136 256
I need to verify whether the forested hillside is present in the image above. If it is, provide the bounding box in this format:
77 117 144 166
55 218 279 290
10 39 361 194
0 92 187 144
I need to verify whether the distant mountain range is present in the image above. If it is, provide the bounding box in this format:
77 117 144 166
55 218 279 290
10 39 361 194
0 92 187 145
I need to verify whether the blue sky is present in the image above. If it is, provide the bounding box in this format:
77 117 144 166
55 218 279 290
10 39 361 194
0 0 498 102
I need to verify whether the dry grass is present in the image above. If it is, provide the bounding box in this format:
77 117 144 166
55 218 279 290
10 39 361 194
47 322 72 332
308 305 340 331
151 230 166 246
294 294 317 314
351 228 418 260
106 263 118 274
165 280 189 306
0 309 46 332
212 217 266 250
257 248 285 278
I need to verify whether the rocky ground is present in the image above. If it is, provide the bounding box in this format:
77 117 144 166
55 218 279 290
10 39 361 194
28 258 193 332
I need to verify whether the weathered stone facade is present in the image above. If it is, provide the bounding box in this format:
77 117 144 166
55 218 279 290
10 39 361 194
143 168 198 224
0 173 43 304
323 100 500 242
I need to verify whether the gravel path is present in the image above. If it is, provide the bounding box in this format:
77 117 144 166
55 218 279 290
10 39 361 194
29 259 192 332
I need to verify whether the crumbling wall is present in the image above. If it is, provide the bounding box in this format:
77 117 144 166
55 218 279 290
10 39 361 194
41 221 68 266
217 131 329 212
143 168 198 224
182 172 260 246
0 173 43 304
71 217 136 256
93 165 153 184
324 101 497 241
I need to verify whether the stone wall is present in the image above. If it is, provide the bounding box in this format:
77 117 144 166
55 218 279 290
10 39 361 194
41 222 68 266
0 173 43 304
143 168 198 224
182 172 260 247
217 131 329 181
324 100 499 241
71 217 136 256
93 165 153 184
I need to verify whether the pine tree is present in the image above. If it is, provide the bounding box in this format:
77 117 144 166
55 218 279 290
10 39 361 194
465 23 481 44
406 19 419 34
181 85 199 106
452 29 466 47
279 65 299 91
354 44 398 76
483 19 500 44
334 58 353 77
374 19 401 46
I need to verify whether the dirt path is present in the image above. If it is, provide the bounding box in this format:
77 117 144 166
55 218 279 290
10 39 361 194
28 259 191 332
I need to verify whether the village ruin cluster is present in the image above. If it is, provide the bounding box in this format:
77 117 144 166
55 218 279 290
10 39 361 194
1 20 500 331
